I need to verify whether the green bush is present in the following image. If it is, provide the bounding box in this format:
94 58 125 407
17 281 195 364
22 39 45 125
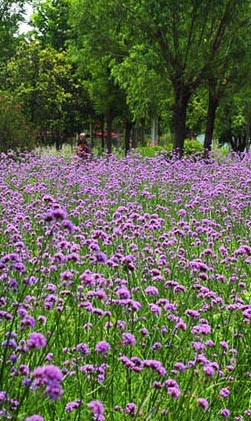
184 138 203 156
135 139 203 158
0 94 35 153
135 144 172 157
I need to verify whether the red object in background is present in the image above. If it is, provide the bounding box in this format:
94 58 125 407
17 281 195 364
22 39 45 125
94 131 121 139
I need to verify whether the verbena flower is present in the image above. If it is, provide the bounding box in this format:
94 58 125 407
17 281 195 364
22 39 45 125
65 399 82 412
220 388 230 398
197 398 209 411
95 341 110 355
122 332 136 346
88 400 104 421
27 332 47 349
124 402 137 416
220 408 231 418
32 364 63 400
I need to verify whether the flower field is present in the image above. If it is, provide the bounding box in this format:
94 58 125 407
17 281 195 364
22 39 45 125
0 152 251 420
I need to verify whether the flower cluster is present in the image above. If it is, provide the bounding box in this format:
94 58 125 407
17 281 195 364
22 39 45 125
32 365 63 400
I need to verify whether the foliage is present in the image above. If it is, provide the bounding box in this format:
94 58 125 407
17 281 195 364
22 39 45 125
0 0 26 61
88 0 251 153
31 0 70 51
135 145 172 157
0 93 35 152
0 0 251 154
111 45 170 122
184 138 203 156
135 139 203 158
5 40 90 135
186 94 207 137
69 0 131 121
221 93 250 133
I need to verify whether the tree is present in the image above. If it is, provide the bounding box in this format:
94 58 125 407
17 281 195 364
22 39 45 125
69 0 133 155
30 0 70 51
0 0 27 66
203 11 251 155
111 44 170 145
78 0 249 155
28 0 94 143
216 87 251 153
6 40 91 142
0 92 35 152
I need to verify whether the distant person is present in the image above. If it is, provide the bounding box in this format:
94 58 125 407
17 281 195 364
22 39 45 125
76 133 91 160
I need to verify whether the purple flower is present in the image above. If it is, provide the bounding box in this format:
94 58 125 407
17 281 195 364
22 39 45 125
0 391 7 402
152 342 162 351
185 309 200 318
174 362 186 372
220 388 230 398
76 343 89 356
27 332 47 349
204 365 215 376
220 408 231 418
62 219 75 232
2 339 17 349
192 323 211 335
32 365 63 400
95 251 107 263
116 287 131 299
197 398 209 411
165 379 180 399
24 416 44 421
167 386 180 399
124 402 137 415
149 303 161 315
145 286 159 296
88 400 104 421
95 341 110 355
52 208 67 220
244 410 251 417
140 328 149 336
122 333 136 346
65 399 82 412
205 340 215 347
19 365 29 376
178 209 186 217
20 316 35 329
23 378 32 387
144 359 166 376
220 341 229 350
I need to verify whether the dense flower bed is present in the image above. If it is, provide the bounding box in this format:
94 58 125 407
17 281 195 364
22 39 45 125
0 153 251 420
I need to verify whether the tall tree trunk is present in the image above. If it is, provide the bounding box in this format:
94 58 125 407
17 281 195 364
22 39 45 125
131 125 138 149
204 79 219 157
139 120 145 146
151 116 158 145
245 123 250 152
151 117 156 146
106 109 112 155
89 121 94 149
55 135 62 151
125 120 132 156
100 116 105 152
173 87 190 157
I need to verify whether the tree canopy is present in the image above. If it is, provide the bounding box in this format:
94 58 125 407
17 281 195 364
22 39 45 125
0 0 251 154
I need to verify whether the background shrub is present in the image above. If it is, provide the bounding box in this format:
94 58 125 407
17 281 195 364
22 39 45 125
183 138 203 156
0 94 35 153
135 139 203 158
